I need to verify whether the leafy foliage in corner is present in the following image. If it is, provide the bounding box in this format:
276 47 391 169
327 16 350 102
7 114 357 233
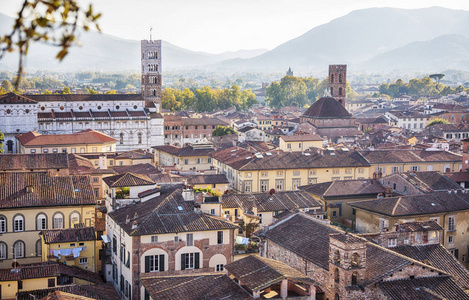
379 77 468 98
0 0 101 88
212 126 236 137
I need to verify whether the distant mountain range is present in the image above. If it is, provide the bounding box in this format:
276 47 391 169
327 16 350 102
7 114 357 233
1 6 469 74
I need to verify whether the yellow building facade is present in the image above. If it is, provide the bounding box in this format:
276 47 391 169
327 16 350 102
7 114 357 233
40 227 101 272
0 172 96 268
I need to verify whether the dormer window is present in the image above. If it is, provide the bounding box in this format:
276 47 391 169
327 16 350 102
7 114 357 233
26 186 34 193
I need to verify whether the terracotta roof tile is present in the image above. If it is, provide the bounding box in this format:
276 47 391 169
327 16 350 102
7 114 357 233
224 255 315 292
376 276 469 300
187 174 229 185
103 172 155 187
41 227 96 244
27 93 143 102
396 171 462 193
17 283 119 300
16 129 117 146
391 244 469 289
0 153 69 171
141 274 252 300
109 187 237 235
300 179 385 198
349 192 469 217
302 97 352 118
221 190 321 212
0 92 37 104
0 172 96 209
358 149 461 164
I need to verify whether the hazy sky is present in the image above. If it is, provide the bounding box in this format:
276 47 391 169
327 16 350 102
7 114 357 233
1 0 469 53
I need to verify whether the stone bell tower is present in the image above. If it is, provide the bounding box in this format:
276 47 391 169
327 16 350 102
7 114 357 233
328 65 347 107
141 30 162 112
328 233 367 300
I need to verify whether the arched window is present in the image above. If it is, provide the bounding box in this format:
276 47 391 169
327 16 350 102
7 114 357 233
352 272 358 285
335 293 340 300
36 240 42 257
70 212 80 228
13 241 25 258
0 215 6 233
6 140 13 153
330 87 334 96
120 133 124 145
339 87 343 96
339 74 343 83
53 213 64 229
138 133 143 144
14 215 24 232
334 250 340 264
334 268 339 282
36 213 47 230
0 242 6 259
331 74 334 83
351 253 360 267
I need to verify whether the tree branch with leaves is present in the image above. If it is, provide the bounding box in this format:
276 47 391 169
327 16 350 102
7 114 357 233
0 0 101 89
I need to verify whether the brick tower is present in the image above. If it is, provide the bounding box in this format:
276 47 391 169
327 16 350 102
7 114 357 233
328 65 347 107
141 37 162 112
328 233 367 299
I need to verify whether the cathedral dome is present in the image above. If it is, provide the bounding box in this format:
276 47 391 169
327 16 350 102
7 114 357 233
303 97 352 118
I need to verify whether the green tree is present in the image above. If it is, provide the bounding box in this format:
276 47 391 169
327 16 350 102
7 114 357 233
43 89 52 94
61 87 71 94
266 81 283 108
106 90 117 94
0 87 6 95
0 0 101 88
426 118 450 127
1 80 13 92
212 126 236 137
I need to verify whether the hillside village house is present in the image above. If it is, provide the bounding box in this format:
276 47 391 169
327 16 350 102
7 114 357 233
278 134 323 152
385 111 430 132
78 149 154 169
40 227 101 273
211 146 461 193
300 179 387 227
221 190 323 229
349 191 469 267
0 152 70 175
163 115 228 146
153 142 215 172
255 213 469 299
16 129 118 154
0 172 96 268
106 186 238 300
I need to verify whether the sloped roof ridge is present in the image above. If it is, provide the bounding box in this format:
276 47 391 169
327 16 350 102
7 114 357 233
131 188 182 234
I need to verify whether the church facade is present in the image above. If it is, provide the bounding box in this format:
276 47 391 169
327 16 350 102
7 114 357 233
0 39 164 153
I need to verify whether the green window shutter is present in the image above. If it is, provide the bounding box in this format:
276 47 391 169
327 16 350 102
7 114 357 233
181 253 186 270
145 256 150 273
159 254 165 272
195 252 200 269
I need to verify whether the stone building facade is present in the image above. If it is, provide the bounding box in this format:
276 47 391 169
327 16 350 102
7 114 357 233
329 65 347 107
0 93 164 153
141 39 162 108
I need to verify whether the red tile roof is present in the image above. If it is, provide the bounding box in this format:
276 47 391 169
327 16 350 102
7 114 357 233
0 153 69 171
41 227 96 244
0 92 37 104
141 274 252 300
17 129 117 146
103 172 155 187
0 172 96 208
224 255 315 292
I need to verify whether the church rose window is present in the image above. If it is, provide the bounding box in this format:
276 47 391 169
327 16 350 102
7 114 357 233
6 109 11 114
25 109 29 113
